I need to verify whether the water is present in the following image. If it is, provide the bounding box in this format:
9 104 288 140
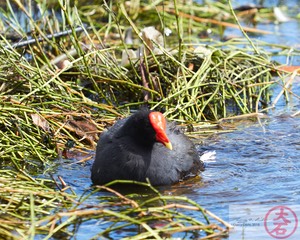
195 111 300 238
53 2 300 239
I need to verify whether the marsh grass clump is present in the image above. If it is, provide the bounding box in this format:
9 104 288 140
0 177 231 239
145 47 273 121
0 170 76 239
0 0 276 164
0 0 295 239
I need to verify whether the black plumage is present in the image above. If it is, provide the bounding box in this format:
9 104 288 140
91 109 204 186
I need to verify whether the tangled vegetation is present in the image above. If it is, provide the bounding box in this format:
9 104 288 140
0 0 298 239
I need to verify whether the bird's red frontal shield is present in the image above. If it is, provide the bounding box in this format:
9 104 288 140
149 112 173 150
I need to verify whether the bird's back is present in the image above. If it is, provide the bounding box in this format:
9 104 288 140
91 117 149 185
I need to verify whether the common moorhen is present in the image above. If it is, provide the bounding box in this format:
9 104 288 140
91 109 204 185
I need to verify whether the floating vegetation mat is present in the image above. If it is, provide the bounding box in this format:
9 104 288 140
0 0 298 238
0 173 231 239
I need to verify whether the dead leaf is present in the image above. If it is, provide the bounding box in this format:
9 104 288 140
277 66 300 73
67 119 98 147
31 113 50 132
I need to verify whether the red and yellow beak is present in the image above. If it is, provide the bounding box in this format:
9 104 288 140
162 140 173 150
149 112 173 150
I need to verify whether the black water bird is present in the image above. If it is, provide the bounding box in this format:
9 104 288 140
91 109 204 186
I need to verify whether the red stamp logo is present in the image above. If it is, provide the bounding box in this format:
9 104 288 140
264 206 298 239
